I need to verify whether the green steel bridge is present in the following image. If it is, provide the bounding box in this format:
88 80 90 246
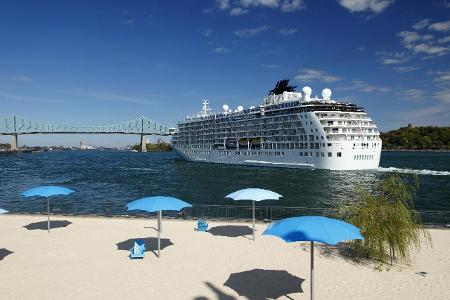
0 115 172 152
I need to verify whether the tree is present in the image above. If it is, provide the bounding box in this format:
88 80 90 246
336 173 431 269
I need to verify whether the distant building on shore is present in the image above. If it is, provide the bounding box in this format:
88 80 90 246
80 141 95 150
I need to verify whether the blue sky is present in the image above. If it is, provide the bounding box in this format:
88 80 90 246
1 0 450 146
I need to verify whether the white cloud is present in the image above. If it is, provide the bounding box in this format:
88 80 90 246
261 64 279 68
434 89 450 104
421 34 434 41
234 26 270 37
279 28 298 35
202 29 213 37
120 18 135 25
429 20 450 32
280 0 304 12
438 36 450 44
397 29 448 59
230 7 248 15
413 43 448 55
392 66 417 73
337 80 390 93
412 19 430 30
11 76 33 82
213 47 230 54
377 51 409 65
401 103 450 124
214 0 304 15
398 31 421 49
382 58 403 64
403 88 425 101
295 69 342 83
337 0 393 14
217 0 230 10
430 71 450 82
0 92 61 103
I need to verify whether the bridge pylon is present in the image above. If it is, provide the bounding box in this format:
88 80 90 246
10 134 19 151
140 134 147 152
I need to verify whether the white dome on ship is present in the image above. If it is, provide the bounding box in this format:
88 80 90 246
322 88 332 100
237 106 244 112
222 104 229 112
302 86 312 101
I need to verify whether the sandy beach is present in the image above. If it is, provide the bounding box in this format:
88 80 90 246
0 214 449 299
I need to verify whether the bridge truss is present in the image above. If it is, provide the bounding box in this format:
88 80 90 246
0 115 171 135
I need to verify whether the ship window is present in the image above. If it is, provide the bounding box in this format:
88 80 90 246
310 152 313 157
327 143 332 147
337 152 342 157
321 152 324 157
328 152 332 157
300 152 303 156
316 152 320 157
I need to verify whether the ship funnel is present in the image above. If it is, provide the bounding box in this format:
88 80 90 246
322 88 332 100
302 86 312 101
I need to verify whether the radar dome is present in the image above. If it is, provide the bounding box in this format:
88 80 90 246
237 106 244 112
222 104 229 112
302 86 312 101
322 88 332 100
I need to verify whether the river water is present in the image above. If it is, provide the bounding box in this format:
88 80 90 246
0 151 449 222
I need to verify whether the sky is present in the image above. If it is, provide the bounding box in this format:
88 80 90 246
1 0 450 147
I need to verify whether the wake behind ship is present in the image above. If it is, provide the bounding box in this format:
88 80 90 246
171 80 382 170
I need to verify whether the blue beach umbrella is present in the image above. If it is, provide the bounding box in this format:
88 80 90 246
22 186 75 233
263 216 364 300
126 196 192 257
226 188 282 240
0 208 8 214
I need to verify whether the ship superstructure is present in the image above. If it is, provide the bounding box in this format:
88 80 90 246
171 80 381 170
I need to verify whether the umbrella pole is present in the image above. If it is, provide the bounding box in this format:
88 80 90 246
311 241 314 300
252 200 255 241
157 210 161 257
47 196 50 233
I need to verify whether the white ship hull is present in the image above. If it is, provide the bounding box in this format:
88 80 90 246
174 142 381 170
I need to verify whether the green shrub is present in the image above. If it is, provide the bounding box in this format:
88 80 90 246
337 173 431 268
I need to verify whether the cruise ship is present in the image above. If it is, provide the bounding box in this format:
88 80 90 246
171 80 381 170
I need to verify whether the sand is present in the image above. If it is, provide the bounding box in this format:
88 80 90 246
0 214 449 300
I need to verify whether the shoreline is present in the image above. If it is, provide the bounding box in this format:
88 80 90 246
382 149 450 153
4 212 449 228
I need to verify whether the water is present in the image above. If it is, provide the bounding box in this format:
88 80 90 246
0 151 449 222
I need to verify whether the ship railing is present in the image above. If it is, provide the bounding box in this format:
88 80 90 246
3 200 449 226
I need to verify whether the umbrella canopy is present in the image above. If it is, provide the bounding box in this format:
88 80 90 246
126 196 192 213
126 196 192 257
22 186 74 198
22 185 75 232
263 216 363 300
0 208 8 214
263 216 363 245
226 188 282 202
226 188 282 240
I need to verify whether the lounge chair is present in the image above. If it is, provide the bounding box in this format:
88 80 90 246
196 220 208 232
129 239 146 259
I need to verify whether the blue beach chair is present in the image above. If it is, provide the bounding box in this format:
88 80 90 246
196 220 208 232
129 239 146 259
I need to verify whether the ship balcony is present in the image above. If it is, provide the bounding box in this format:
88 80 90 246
320 123 377 128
